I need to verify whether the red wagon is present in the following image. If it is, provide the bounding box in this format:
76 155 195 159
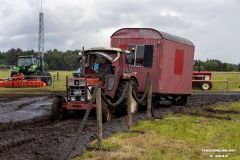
111 28 195 105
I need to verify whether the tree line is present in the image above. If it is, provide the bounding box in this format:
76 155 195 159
0 48 80 71
0 48 240 71
194 59 240 72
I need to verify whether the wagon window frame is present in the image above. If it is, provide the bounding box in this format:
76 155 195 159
127 44 153 67
127 44 145 66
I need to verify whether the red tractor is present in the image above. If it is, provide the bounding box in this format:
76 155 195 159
52 47 139 122
192 72 213 90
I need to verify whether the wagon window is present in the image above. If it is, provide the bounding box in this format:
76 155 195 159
136 45 144 66
143 45 153 67
127 44 153 67
127 45 144 66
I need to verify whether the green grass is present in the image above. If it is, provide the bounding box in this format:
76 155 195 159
210 72 240 91
0 69 11 78
75 101 240 160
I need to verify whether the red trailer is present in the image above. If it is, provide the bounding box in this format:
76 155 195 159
111 28 195 105
192 72 213 90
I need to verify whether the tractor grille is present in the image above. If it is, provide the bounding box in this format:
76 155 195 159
70 86 86 101
70 86 85 96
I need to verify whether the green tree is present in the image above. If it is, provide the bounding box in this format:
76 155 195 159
44 62 49 71
193 60 205 71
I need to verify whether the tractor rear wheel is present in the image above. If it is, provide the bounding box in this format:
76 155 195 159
114 80 139 117
51 97 64 121
102 100 112 122
130 79 139 114
114 81 128 117
34 69 42 81
43 72 52 86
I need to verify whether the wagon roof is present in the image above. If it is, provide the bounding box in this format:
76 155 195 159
111 28 194 47
82 47 130 54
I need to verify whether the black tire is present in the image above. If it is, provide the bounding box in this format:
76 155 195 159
181 95 188 105
114 80 139 117
200 81 212 90
44 72 52 86
51 97 64 121
171 98 177 105
102 100 112 122
114 81 128 117
130 79 139 114
176 99 184 106
151 96 160 117
175 96 188 106
34 69 42 81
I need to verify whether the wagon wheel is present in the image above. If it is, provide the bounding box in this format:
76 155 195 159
181 95 188 105
151 96 161 117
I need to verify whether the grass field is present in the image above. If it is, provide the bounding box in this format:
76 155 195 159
210 72 240 91
0 70 240 94
75 101 240 160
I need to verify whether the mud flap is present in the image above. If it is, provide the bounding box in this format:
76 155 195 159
105 75 120 99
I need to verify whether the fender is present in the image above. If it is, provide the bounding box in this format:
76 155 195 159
11 66 20 73
28 65 37 72
105 74 120 99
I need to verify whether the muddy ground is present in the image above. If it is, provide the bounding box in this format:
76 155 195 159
0 92 239 160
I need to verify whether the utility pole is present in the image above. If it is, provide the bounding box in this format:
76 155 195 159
38 0 44 70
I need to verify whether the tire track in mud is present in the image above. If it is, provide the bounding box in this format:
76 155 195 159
0 97 49 113
0 92 239 160
0 135 37 153
0 96 54 131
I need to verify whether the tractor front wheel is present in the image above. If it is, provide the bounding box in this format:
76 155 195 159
51 97 64 121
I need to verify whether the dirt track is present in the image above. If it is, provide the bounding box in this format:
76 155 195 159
0 92 239 160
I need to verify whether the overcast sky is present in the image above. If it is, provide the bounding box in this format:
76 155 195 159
0 0 239 64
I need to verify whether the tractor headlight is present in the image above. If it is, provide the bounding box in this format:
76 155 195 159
80 97 85 101
87 87 93 100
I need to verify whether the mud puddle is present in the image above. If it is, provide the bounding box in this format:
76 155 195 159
0 96 54 131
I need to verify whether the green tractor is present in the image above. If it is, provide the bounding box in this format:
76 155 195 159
11 55 52 86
